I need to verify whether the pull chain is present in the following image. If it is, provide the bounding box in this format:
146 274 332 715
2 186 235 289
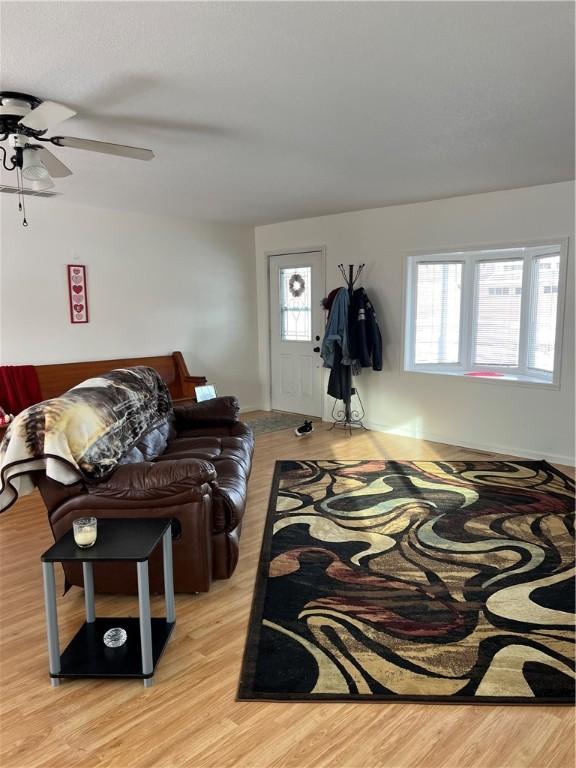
16 167 28 227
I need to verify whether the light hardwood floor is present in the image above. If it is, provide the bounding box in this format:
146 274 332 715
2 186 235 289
0 416 574 768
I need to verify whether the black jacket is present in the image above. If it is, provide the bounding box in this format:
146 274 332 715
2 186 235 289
348 288 383 371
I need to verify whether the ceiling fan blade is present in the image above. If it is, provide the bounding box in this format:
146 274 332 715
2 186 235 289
19 101 76 131
36 147 73 178
54 136 154 161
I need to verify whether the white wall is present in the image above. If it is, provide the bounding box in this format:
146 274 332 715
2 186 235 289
0 197 261 410
255 182 575 464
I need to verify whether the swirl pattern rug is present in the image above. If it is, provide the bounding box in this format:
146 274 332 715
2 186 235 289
238 460 575 703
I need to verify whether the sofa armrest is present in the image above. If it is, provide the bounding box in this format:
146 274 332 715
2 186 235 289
173 396 240 429
50 459 216 535
87 459 216 499
48 459 216 527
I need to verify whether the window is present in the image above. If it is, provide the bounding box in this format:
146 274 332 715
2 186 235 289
474 259 523 367
528 255 561 372
404 242 567 385
280 267 312 341
414 262 462 364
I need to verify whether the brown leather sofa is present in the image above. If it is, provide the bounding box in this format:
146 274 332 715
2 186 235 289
36 396 254 594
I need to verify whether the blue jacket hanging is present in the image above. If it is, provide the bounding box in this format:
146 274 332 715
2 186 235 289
320 288 351 368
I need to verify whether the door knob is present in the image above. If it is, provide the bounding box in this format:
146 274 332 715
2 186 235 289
315 335 320 341
313 346 320 353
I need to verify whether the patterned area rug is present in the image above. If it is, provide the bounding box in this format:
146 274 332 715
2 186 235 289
244 412 318 436
239 460 575 703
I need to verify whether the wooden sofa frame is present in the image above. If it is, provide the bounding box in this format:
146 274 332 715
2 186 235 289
33 351 206 401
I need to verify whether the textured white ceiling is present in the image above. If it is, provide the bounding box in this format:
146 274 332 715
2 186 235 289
1 1 573 224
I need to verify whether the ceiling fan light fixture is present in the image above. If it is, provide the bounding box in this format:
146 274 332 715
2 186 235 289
21 147 51 181
29 176 55 192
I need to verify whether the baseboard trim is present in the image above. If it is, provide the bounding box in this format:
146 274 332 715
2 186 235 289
239 405 261 414
354 418 576 467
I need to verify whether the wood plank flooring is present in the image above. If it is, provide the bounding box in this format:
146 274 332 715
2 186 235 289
0 416 573 768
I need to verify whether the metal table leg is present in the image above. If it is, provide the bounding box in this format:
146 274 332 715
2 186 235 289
162 528 175 624
137 561 154 688
41 562 61 687
82 562 95 623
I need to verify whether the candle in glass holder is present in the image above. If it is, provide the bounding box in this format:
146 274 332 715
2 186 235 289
73 517 97 548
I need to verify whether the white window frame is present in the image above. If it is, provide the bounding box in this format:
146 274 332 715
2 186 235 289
404 239 569 387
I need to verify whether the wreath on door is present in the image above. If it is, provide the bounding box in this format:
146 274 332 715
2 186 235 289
288 273 306 297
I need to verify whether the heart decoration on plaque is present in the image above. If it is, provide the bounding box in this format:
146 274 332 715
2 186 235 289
67 264 89 323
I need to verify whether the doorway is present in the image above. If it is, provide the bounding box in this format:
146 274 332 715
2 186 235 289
268 250 325 417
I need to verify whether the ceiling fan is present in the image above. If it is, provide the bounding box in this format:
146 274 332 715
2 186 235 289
0 91 154 222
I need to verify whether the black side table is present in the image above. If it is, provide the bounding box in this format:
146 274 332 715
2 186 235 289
41 518 175 688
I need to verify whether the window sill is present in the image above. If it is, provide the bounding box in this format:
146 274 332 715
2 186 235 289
404 368 559 390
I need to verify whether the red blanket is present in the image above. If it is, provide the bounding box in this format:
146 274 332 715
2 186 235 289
0 366 42 414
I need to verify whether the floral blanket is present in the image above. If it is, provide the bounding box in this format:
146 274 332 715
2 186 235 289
0 366 172 512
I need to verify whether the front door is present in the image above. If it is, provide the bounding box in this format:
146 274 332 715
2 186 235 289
269 251 325 417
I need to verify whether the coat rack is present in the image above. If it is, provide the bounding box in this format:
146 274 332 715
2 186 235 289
330 263 367 434
338 263 364 290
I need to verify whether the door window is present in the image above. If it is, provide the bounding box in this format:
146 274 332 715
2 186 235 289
280 267 312 341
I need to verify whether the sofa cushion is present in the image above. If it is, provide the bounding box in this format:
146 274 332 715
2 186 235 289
176 421 253 441
120 420 174 464
173 396 240 426
160 436 252 474
156 435 252 532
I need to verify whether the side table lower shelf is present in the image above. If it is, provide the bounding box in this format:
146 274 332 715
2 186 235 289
54 617 175 680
